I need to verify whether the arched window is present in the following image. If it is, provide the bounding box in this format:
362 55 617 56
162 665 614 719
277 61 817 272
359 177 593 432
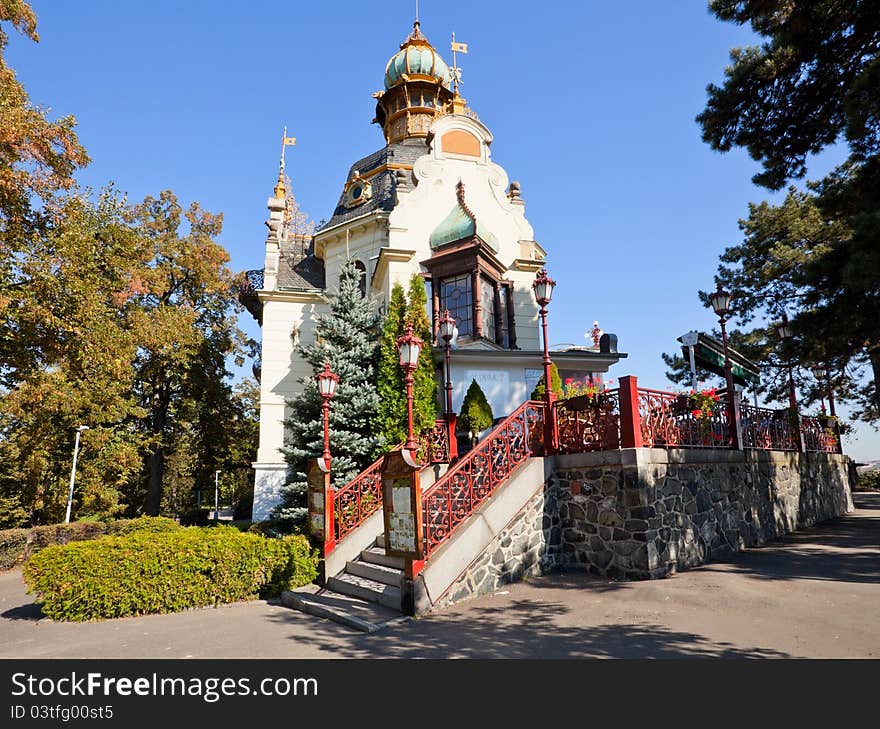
354 260 367 297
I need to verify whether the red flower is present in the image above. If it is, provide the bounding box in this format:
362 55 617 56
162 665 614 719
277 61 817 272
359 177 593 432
691 409 703 418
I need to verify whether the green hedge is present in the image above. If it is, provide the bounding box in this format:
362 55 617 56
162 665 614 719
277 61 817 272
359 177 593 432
22 526 318 621
0 517 183 571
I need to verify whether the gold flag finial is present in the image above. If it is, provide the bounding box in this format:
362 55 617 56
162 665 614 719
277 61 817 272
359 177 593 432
274 126 297 199
450 32 469 97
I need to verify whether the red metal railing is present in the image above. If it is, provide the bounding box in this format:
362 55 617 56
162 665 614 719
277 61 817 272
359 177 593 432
801 415 842 453
556 390 621 453
333 456 384 542
740 403 797 451
636 388 731 448
421 400 545 557
331 420 451 544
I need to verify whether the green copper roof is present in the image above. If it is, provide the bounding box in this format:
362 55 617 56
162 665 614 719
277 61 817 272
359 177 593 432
429 202 498 250
384 45 451 90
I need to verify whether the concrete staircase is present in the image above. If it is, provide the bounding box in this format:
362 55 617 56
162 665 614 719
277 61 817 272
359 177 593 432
282 534 409 633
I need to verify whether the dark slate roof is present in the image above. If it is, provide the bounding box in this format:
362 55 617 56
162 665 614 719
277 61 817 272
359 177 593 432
278 236 325 290
316 138 428 232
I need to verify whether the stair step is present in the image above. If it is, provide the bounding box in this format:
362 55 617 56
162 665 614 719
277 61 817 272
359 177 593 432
327 573 402 610
376 534 386 549
281 588 408 634
346 559 404 588
361 546 405 570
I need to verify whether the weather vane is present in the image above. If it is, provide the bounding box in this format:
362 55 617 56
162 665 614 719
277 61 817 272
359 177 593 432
450 32 468 96
274 126 297 199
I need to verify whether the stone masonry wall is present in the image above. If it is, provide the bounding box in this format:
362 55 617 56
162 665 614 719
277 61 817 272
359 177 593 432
554 449 854 580
432 481 564 610
426 449 853 610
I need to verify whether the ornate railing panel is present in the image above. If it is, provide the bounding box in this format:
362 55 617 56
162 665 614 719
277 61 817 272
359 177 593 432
421 401 545 557
740 404 797 451
637 388 730 448
333 456 384 542
556 390 621 453
801 416 840 453
416 419 450 464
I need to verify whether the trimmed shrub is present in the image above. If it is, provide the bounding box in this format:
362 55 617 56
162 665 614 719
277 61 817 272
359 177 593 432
105 516 183 536
0 517 185 571
0 529 29 571
23 527 318 621
460 379 494 436
530 362 563 400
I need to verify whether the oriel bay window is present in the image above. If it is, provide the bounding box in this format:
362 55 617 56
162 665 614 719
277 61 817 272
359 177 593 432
428 268 517 348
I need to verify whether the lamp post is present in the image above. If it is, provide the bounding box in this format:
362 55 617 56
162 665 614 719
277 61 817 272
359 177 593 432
811 363 835 417
214 469 221 521
438 309 459 461
396 323 423 454
774 312 798 411
316 362 339 472
709 283 738 448
533 268 557 453
64 425 89 524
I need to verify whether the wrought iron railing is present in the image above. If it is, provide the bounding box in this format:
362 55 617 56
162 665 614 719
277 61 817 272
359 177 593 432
421 401 545 557
556 390 621 453
415 419 450 465
331 421 451 544
637 388 730 448
801 415 841 453
333 456 384 542
740 403 797 451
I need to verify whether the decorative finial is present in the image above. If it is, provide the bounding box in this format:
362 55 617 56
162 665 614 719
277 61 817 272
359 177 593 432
274 127 296 199
450 32 468 97
590 321 602 347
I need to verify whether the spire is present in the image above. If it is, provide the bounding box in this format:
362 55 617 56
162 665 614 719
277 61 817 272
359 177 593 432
449 33 470 114
274 127 296 199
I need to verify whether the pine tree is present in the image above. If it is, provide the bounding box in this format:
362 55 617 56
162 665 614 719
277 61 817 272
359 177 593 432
374 283 408 452
405 274 438 434
274 259 381 524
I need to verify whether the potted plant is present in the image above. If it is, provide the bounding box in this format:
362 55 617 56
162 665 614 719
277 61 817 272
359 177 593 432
562 377 614 411
687 387 721 443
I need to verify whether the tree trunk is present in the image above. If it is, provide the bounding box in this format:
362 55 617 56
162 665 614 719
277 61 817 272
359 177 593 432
868 343 880 415
146 387 168 516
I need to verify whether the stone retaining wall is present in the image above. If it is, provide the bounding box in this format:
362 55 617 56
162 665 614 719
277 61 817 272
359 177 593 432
553 449 854 579
431 449 854 608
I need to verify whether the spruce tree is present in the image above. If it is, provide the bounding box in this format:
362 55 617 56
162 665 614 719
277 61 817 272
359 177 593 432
405 274 439 434
460 379 494 445
274 259 381 524
374 283 408 453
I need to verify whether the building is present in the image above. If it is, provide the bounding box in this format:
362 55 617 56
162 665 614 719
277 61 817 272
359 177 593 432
241 21 625 521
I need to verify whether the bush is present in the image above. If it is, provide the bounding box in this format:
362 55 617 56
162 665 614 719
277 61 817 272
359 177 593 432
180 508 210 527
23 527 318 621
105 516 182 536
857 470 880 491
530 362 563 400
460 379 494 436
0 516 186 571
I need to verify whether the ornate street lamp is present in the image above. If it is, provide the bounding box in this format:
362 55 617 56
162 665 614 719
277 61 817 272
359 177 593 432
774 312 798 411
533 268 557 453
438 309 457 417
811 362 835 417
316 362 338 472
396 322 423 454
709 282 737 447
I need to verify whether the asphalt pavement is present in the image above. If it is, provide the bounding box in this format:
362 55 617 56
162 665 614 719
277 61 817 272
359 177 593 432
2 493 878 659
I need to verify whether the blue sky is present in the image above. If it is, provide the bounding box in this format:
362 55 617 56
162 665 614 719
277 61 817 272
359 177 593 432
8 1 877 461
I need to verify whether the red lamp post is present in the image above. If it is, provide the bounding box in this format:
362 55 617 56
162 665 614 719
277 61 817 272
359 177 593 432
397 322 424 454
438 309 459 461
533 268 557 453
709 282 739 448
775 312 799 411
316 362 338 472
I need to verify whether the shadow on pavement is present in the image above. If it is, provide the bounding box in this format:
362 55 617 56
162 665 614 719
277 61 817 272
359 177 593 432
2 602 44 621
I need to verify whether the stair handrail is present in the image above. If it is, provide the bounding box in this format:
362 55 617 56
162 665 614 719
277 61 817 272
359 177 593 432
420 400 546 558
332 420 452 544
